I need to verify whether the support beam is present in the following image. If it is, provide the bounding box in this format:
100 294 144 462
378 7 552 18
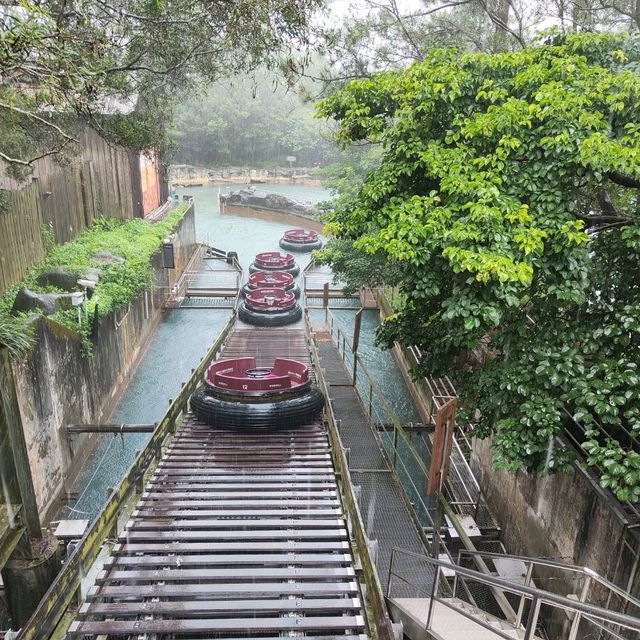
0 348 41 538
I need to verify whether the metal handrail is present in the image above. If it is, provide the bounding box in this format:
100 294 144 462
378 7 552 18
457 549 640 611
388 548 640 638
303 311 396 640
326 307 483 517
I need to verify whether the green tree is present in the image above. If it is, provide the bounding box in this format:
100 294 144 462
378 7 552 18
0 0 322 178
317 33 640 502
169 72 336 167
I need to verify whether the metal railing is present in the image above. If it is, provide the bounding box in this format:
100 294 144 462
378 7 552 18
16 316 237 640
321 308 442 543
323 307 486 537
388 548 640 640
163 244 242 309
457 550 640 624
303 312 396 640
320 307 536 623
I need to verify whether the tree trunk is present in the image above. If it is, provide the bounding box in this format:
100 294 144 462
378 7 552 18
491 0 511 51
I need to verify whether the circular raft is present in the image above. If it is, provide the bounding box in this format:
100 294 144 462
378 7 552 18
190 357 325 429
249 251 300 277
279 228 322 253
238 287 302 326
242 271 300 299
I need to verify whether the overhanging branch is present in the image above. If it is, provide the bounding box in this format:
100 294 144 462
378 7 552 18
608 171 640 189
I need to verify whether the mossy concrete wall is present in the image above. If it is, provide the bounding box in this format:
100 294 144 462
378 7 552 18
472 438 640 630
10 204 197 520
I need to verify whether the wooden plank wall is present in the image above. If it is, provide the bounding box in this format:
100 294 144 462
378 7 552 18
0 183 47 295
0 127 139 296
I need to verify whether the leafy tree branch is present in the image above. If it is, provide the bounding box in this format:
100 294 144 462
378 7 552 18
317 32 640 502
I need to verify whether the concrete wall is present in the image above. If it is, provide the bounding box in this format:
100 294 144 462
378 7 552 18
169 164 322 186
10 204 197 519
472 438 640 633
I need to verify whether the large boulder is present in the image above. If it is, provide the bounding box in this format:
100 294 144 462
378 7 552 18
36 267 101 292
35 268 79 291
11 289 80 316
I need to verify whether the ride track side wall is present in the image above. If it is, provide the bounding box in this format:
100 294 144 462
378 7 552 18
219 201 324 232
10 202 197 522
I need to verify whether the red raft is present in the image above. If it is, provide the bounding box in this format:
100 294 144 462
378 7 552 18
242 271 300 299
279 228 322 252
249 251 300 277
238 287 302 326
190 357 325 429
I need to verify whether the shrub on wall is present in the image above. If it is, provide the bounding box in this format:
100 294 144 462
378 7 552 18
0 203 189 357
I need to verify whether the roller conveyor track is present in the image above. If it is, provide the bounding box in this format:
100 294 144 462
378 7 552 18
68 328 368 640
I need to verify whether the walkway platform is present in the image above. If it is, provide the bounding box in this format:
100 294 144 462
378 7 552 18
312 329 431 594
164 245 241 309
388 598 542 640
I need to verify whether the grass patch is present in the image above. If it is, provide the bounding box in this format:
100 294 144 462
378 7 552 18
0 203 189 357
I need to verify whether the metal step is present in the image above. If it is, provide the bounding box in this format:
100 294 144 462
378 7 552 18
387 597 543 640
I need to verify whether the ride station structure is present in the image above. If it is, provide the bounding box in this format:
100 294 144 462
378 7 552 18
14 229 640 640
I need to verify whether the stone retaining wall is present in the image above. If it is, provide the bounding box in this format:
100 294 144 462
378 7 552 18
11 204 197 520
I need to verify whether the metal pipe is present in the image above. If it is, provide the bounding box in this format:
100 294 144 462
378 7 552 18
515 561 534 628
426 565 439 630
387 549 395 598
67 424 157 434
392 424 399 470
523 597 541 640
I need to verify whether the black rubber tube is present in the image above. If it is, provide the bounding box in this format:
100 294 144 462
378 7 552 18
190 385 325 429
242 283 301 299
249 263 300 277
279 238 323 253
238 303 302 326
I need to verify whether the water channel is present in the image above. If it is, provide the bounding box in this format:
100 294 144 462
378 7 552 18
63 183 423 522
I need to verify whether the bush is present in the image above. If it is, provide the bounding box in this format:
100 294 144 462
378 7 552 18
0 204 189 357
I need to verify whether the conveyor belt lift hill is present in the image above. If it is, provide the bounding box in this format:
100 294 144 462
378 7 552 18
62 315 394 640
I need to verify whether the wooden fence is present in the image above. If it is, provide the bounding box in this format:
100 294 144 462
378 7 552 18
0 127 147 296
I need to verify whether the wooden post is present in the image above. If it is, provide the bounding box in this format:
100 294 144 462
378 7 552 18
353 308 363 354
0 348 41 538
323 282 329 313
426 398 457 560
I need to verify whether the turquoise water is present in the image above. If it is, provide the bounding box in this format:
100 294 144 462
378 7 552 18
65 309 231 519
177 183 329 269
64 184 330 520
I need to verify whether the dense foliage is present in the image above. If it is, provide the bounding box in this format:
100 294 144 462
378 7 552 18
0 204 188 356
317 33 640 501
0 0 322 178
170 74 336 167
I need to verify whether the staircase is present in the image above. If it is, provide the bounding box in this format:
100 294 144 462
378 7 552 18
385 549 640 640
388 597 542 640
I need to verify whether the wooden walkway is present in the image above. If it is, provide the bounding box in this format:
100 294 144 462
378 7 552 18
68 326 367 639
